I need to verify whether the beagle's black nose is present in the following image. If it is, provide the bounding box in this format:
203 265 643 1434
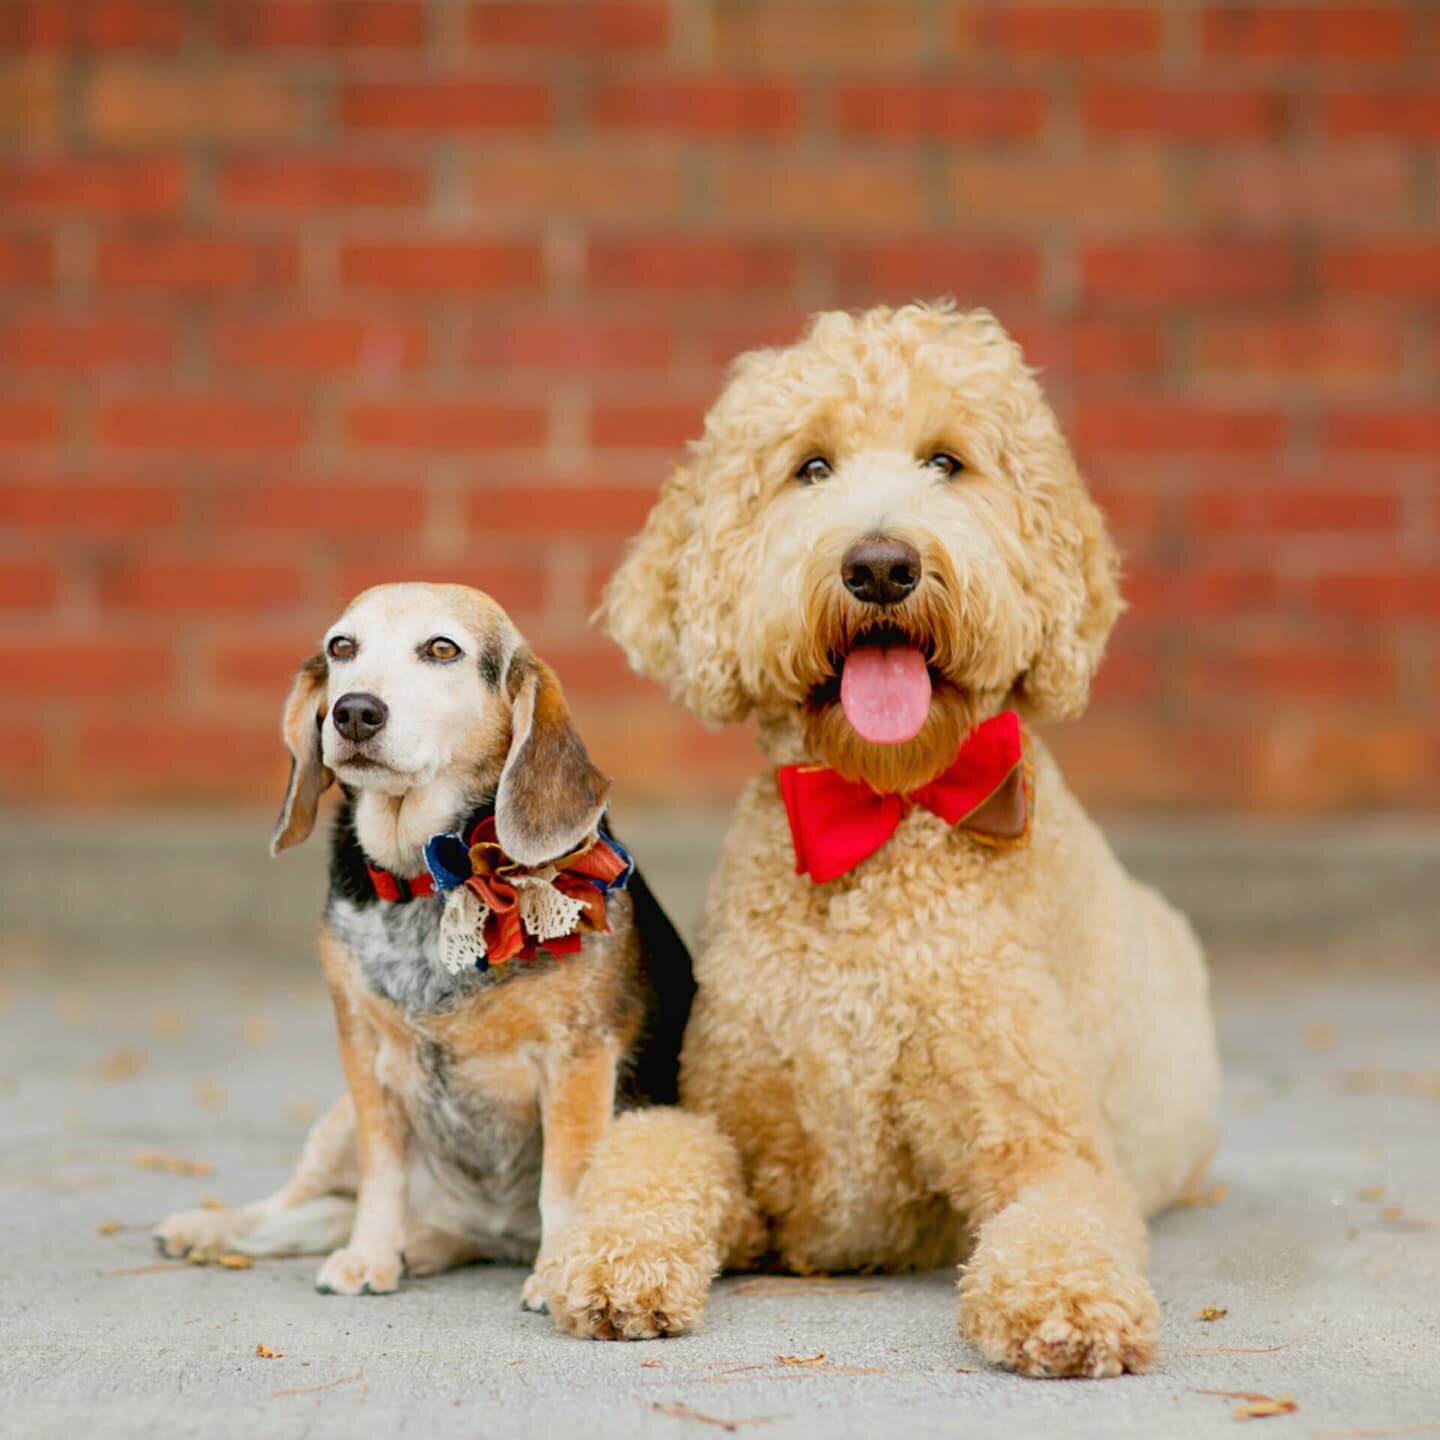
333 692 388 743
841 537 922 607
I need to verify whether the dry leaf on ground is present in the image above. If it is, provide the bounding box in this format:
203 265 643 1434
1198 1306 1229 1321
775 1352 825 1367
256 1344 285 1359
1234 1396 1297 1421
1178 1182 1230 1208
132 1151 212 1178
94 1049 147 1081
96 1219 123 1236
217 1253 251 1269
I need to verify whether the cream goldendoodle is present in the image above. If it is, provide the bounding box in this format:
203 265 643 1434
535 302 1220 1378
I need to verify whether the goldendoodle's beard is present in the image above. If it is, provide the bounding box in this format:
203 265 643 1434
788 552 1018 795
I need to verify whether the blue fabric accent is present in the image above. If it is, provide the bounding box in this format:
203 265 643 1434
423 832 472 895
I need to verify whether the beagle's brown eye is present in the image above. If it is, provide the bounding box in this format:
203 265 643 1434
326 635 356 660
423 636 461 663
796 455 832 485
925 451 964 479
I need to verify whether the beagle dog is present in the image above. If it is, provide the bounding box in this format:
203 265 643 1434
154 583 694 1305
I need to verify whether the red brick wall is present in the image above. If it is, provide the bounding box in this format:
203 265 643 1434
1 1 1437 811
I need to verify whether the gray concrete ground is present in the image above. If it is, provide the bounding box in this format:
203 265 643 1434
1 810 1438 1439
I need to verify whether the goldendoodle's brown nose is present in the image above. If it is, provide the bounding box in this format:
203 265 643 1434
842 538 921 607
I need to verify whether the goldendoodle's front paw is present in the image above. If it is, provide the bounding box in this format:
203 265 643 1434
520 1270 548 1313
534 1224 712 1340
959 1247 1159 1378
315 1245 401 1296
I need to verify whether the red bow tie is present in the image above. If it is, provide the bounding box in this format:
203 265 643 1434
777 710 1030 884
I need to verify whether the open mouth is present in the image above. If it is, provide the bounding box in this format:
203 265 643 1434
810 624 943 746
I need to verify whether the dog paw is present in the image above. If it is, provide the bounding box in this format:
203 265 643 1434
520 1271 548 1314
533 1225 712 1341
315 1246 401 1296
959 1249 1159 1378
153 1207 246 1259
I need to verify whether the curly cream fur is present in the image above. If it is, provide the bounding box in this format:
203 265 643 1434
555 303 1219 1377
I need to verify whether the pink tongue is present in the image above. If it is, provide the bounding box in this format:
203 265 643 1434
839 645 932 744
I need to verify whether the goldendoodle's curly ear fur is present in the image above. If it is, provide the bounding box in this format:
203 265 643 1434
598 464 750 726
1014 481 1123 721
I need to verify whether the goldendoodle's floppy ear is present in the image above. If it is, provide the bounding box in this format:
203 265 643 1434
1015 483 1123 720
597 463 698 697
272 653 332 855
496 650 611 866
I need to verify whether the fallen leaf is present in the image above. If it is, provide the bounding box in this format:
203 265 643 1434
256 1344 285 1359
1234 1396 1297 1421
96 1219 123 1236
132 1151 212 1178
1177 1182 1230 1209
1357 1184 1386 1203
1303 1021 1338 1054
198 1196 226 1209
734 1277 880 1297
1381 1204 1404 1221
193 1080 226 1110
648 1401 772 1431
94 1048 147 1081
150 1007 186 1039
217 1253 251 1270
775 1352 825 1367
1198 1307 1228 1322
240 1018 272 1049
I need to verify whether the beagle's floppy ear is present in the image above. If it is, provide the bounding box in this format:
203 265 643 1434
271 653 332 856
495 650 610 867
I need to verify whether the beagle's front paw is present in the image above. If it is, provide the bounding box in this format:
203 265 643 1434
315 1245 401 1296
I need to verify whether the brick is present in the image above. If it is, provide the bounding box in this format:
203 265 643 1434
1193 314 1404 382
0 237 54 288
76 721 281 798
1322 409 1440 454
592 81 797 135
0 316 178 370
712 154 929 231
1076 402 1287 454
950 150 1171 225
340 80 549 132
96 399 308 452
0 478 180 534
1184 643 1396 702
471 145 685 223
217 2 425 49
714 2 922 67
96 236 297 293
0 1 185 51
1009 318 1165 379
470 319 672 372
1124 563 1281 616
464 485 657 535
1194 148 1409 228
0 400 60 446
965 4 1162 55
0 724 47 790
0 158 184 216
589 403 704 450
1081 241 1293 302
212 638 326 695
1189 484 1401 534
0 61 62 138
1324 90 1440 137
340 240 541 294
213 316 427 375
334 559 547 611
835 84 1044 139
84 64 306 145
0 560 58 607
0 640 171 693
1309 568 1440 617
1321 244 1440 296
587 240 796 292
100 558 305 612
829 242 1039 301
1202 4 1406 59
218 158 427 210
1081 84 1286 138
469 3 667 51
211 481 426 532
345 403 544 450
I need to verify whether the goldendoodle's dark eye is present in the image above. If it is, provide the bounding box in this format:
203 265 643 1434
795 456 832 485
925 452 964 479
326 635 356 660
